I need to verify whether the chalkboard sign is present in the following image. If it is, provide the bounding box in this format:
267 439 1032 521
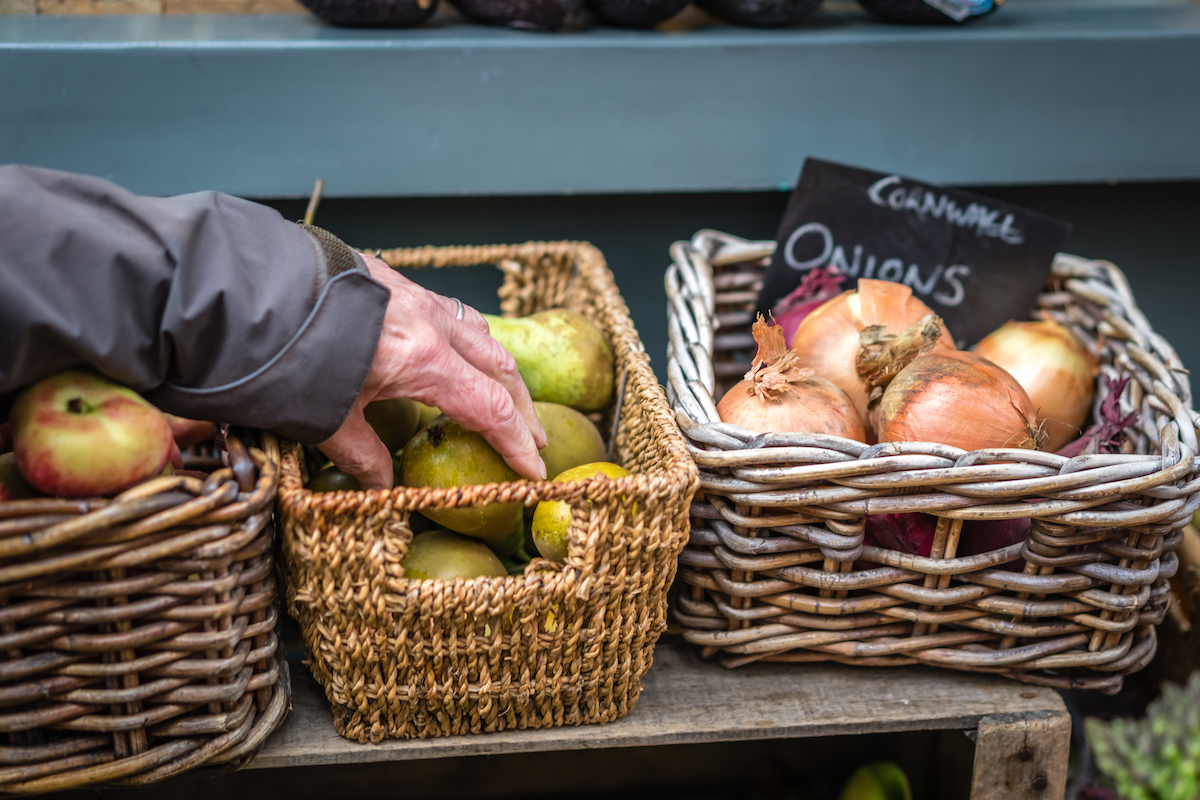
758 159 1072 348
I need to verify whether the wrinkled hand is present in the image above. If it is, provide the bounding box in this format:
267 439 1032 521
317 254 548 490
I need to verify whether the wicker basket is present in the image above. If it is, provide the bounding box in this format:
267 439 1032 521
0 432 289 793
276 241 699 742
666 229 1196 692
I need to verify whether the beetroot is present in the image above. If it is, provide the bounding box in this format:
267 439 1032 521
959 518 1030 571
772 266 846 347
856 512 1028 571
1058 376 1138 458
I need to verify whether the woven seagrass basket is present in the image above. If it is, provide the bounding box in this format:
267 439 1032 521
276 241 698 742
0 431 289 793
666 229 1196 692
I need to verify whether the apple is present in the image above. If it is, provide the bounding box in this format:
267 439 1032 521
163 414 217 449
10 370 173 497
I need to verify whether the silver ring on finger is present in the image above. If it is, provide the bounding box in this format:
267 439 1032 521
451 297 465 321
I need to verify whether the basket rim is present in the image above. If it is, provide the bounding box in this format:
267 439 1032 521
278 239 699 512
668 230 1197 463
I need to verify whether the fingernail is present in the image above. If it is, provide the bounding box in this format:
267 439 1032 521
538 457 547 481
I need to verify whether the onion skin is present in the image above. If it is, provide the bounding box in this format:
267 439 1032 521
872 351 1041 451
716 318 866 441
717 374 866 439
973 320 1097 452
791 280 956 439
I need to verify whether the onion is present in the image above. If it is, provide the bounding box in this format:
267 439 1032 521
790 279 956 438
717 317 865 440
872 350 1042 451
972 320 1097 452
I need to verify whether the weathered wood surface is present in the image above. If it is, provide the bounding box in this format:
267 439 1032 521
1 0 303 14
971 711 1072 800
251 637 1068 770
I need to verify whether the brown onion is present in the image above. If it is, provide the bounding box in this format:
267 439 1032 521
972 320 1097 452
872 351 1042 451
717 317 865 441
790 279 956 439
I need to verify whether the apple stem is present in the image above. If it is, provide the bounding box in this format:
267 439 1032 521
67 398 86 413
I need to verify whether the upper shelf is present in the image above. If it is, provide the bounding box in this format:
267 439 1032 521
2 0 1198 198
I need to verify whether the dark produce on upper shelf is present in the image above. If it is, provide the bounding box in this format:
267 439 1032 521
586 0 689 27
448 0 586 30
298 0 439 26
694 0 820 26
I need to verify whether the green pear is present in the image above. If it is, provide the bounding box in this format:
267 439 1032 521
305 465 361 493
364 398 420 455
838 762 911 800
399 416 523 546
535 402 608 478
401 529 507 580
414 402 441 430
483 310 614 413
526 401 608 519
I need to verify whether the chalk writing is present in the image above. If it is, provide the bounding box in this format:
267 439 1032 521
867 175 1024 244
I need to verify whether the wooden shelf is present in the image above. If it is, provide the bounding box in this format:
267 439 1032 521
251 638 1071 798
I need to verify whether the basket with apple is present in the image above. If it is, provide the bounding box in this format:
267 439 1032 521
275 241 699 741
0 371 288 792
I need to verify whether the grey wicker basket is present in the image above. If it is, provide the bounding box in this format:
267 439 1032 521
666 229 1196 692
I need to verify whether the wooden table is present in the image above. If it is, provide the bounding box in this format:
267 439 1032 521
252 638 1071 799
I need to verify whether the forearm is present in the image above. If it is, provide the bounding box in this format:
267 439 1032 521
0 165 387 443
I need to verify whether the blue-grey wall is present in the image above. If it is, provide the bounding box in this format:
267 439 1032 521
262 180 1200 392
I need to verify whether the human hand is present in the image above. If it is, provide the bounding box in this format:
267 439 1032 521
317 254 548 490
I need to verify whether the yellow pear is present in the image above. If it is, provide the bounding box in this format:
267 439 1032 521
531 461 630 562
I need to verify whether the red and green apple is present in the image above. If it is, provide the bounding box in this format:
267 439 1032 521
10 370 173 497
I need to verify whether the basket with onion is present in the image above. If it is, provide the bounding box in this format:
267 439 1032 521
666 230 1195 691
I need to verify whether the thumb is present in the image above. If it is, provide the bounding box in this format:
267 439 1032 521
316 406 395 491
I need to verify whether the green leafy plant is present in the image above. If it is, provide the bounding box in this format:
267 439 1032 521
1086 672 1200 800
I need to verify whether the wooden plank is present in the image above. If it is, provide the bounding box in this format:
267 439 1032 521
0 0 36 14
36 0 161 12
163 0 305 13
251 637 1068 770
971 710 1072 800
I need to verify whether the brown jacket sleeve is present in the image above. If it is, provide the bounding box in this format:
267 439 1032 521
0 165 389 444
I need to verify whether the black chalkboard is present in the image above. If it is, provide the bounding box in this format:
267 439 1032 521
758 159 1072 348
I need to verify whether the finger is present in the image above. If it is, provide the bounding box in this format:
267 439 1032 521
436 306 548 450
426 348 547 481
316 406 395 491
435 295 491 335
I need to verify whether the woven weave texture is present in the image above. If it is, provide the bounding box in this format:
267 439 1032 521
0 436 288 793
277 242 698 741
666 230 1196 692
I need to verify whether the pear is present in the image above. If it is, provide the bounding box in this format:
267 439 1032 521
414 402 441 430
838 762 911 800
401 529 507 580
526 402 608 519
399 416 523 546
364 398 420 454
531 461 630 562
305 465 362 493
483 310 614 413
